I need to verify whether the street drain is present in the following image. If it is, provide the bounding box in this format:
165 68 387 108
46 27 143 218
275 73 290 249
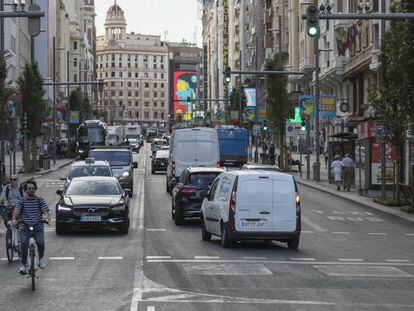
182 263 273 275
314 265 412 277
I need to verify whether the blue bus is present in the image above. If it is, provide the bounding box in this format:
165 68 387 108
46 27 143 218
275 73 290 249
216 126 249 166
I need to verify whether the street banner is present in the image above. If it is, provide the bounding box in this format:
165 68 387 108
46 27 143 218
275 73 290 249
243 106 255 121
258 108 268 122
244 88 256 107
69 110 80 124
298 95 314 117
320 95 337 118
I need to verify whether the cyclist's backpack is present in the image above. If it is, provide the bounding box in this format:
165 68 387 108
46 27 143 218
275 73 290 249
5 185 24 200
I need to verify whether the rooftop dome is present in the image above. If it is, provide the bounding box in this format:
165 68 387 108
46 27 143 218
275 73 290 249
105 0 126 27
108 2 123 14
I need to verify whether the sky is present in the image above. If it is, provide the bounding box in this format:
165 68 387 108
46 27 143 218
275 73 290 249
95 0 203 47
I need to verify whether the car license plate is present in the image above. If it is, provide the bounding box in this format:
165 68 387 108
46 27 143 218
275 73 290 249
81 215 101 222
240 220 266 229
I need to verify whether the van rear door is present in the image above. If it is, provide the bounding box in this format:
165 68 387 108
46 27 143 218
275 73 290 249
235 175 273 232
271 176 296 232
194 130 219 168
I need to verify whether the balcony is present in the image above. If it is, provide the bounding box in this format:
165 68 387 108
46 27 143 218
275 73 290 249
264 34 273 49
264 12 272 26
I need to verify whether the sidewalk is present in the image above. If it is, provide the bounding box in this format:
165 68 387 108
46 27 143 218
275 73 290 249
2 151 74 185
249 147 414 224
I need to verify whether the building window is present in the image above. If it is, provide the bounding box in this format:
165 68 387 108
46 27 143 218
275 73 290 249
161 112 165 119
135 73 138 78
74 74 77 82
128 101 132 106
135 111 139 118
111 72 115 77
111 91 115 96
128 82 132 87
161 102 165 107
161 83 164 88
161 92 165 97
145 82 149 88
144 111 149 119
153 73 157 79
73 58 77 67
154 102 158 107
135 91 139 96
135 101 139 107
111 81 115 87
154 92 157 98
10 35 16 52
119 100 123 106
119 91 123 96
153 112 158 119
144 102 149 107
144 73 148 78
153 64 157 69
144 63 148 68
128 91 132 97
74 41 77 50
128 72 132 78
154 83 157 88
119 72 123 77
161 73 164 79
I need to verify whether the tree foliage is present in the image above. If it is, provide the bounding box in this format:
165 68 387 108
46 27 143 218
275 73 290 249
17 63 45 140
265 54 291 140
68 88 89 135
370 0 414 201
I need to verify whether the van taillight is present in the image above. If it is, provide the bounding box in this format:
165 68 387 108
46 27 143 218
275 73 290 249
295 194 301 232
216 161 221 168
180 187 196 196
171 161 176 173
228 190 236 229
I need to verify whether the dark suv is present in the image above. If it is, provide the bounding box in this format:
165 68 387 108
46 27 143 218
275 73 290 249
89 147 137 196
171 167 225 225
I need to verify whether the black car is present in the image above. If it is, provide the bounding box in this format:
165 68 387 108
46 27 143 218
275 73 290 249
151 150 169 174
55 177 130 234
171 167 225 225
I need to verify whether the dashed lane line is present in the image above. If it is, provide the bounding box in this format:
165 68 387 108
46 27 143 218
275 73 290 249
405 233 414 236
194 256 220 259
98 256 123 260
385 259 412 263
290 258 316 261
301 231 314 234
146 229 166 232
146 256 171 259
147 307 155 311
338 258 364 262
368 233 388 236
243 256 268 260
332 232 351 235
49 257 75 260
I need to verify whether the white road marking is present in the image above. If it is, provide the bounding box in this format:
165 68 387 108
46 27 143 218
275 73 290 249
368 233 388 236
98 256 123 260
338 258 364 262
332 231 351 235
405 233 414 236
147 307 155 311
243 256 268 260
146 256 171 259
290 258 315 261
301 230 314 234
301 215 327 232
385 259 411 263
146 228 166 232
131 178 142 229
194 256 220 259
146 259 414 266
49 257 75 260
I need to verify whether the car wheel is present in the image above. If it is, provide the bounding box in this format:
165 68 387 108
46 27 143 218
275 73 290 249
201 216 211 241
119 218 129 235
166 179 171 193
171 201 175 220
55 223 67 235
287 238 299 250
220 223 232 248
174 205 184 225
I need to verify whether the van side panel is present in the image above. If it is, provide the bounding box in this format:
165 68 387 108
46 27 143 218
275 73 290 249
272 178 296 232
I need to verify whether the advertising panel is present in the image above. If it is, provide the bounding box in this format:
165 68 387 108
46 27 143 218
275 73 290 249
320 95 337 118
371 140 396 185
173 71 198 121
299 95 314 117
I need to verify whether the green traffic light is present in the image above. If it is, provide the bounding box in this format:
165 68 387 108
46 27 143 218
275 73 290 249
307 25 319 37
263 126 268 131
225 76 231 83
301 126 306 131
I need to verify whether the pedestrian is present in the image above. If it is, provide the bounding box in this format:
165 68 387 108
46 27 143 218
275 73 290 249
0 175 24 226
324 152 328 169
269 143 275 165
342 153 354 191
331 155 344 191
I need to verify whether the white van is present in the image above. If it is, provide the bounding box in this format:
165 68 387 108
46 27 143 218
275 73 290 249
200 170 301 249
108 126 124 146
166 128 220 193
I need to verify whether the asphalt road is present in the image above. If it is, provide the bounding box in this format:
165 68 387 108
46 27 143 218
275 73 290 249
0 145 413 311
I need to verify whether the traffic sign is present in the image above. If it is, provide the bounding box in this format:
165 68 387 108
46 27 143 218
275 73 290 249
286 122 305 137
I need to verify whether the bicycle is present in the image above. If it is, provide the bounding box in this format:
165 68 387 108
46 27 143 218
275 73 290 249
1 204 21 263
17 219 49 291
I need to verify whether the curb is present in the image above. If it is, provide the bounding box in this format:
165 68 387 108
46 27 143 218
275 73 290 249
295 178 414 224
20 159 74 183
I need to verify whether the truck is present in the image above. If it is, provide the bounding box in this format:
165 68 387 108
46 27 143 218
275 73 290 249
76 120 109 158
124 124 142 140
108 125 124 146
215 126 249 166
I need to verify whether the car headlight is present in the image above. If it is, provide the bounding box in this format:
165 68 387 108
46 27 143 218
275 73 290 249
111 204 126 211
79 150 85 153
121 171 130 178
58 205 72 212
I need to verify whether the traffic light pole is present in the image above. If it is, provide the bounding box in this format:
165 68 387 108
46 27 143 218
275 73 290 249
314 34 321 181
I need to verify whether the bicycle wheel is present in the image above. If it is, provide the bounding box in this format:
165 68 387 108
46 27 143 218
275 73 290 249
5 229 13 263
30 250 35 291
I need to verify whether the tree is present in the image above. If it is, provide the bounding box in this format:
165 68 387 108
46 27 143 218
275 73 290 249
227 84 247 126
265 54 291 169
370 0 414 203
17 63 46 172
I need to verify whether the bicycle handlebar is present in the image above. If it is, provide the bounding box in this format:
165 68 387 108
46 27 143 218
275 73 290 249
16 220 50 228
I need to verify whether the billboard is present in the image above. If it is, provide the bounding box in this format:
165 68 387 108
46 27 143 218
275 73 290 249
174 71 198 121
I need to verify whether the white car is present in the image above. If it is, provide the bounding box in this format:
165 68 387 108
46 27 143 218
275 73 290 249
200 170 301 249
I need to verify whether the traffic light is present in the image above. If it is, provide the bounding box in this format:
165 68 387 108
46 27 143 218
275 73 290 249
263 120 268 132
306 5 319 37
301 116 306 131
224 67 231 84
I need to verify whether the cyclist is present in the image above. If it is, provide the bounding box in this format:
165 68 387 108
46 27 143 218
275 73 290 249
0 175 24 227
12 180 50 275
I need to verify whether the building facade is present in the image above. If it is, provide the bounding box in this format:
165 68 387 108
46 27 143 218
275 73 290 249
96 2 169 130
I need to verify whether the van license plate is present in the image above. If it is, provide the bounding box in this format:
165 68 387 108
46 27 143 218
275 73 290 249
81 216 101 222
240 220 266 228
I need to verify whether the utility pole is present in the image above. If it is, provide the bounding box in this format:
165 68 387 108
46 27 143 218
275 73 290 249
52 36 57 164
314 34 321 181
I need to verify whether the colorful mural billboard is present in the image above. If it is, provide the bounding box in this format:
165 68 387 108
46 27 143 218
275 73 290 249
174 71 198 121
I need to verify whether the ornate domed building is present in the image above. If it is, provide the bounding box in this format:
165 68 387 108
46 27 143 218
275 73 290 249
96 1 169 130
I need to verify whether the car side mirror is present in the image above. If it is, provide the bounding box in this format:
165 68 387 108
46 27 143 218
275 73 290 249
150 155 153 159
124 189 132 196
56 189 63 197
59 175 67 181
200 189 208 199
133 162 138 169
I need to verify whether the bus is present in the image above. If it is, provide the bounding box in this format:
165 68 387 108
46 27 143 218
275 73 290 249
77 120 108 158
